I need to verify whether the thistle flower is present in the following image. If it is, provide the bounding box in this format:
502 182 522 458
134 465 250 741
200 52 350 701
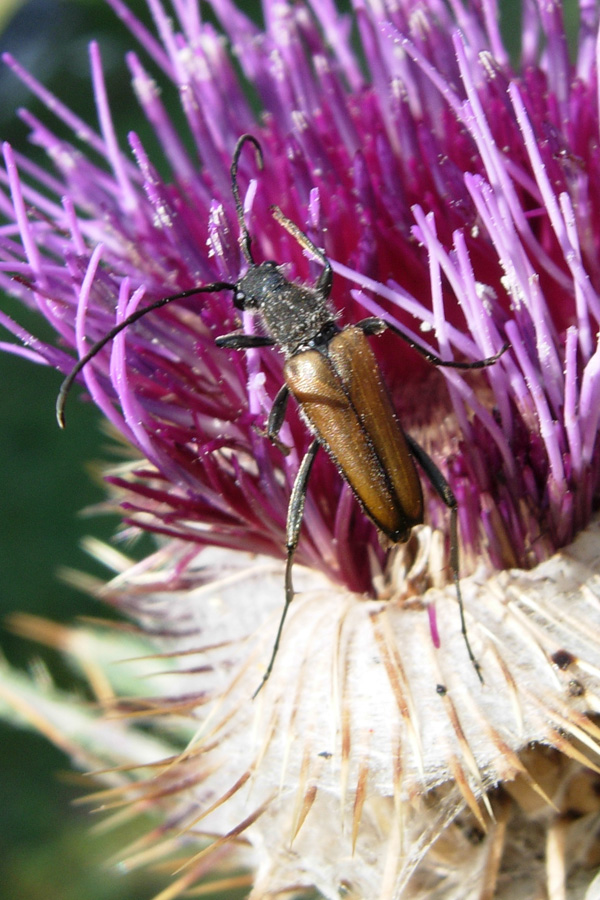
1 1 600 899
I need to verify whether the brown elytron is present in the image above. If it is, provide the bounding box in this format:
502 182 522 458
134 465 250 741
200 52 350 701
285 326 423 542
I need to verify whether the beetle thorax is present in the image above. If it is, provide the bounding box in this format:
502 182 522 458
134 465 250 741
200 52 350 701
236 262 335 355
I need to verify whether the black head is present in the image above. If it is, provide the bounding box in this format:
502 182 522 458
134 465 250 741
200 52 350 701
233 260 283 311
234 257 334 353
226 137 336 353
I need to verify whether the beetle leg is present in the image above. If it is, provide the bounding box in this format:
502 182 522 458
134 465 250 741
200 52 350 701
356 317 508 370
266 384 289 439
271 206 333 297
260 384 291 455
215 332 275 349
254 437 320 697
254 384 290 455
404 433 484 683
355 316 387 336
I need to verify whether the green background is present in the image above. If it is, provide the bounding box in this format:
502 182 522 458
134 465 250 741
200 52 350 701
0 2 187 897
0 0 572 898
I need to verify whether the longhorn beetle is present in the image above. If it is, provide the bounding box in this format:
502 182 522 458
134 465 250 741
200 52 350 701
57 134 507 696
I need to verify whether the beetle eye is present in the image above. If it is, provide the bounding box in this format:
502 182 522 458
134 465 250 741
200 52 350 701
233 289 246 310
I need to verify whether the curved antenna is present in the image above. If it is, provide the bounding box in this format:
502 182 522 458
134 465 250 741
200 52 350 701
56 280 234 428
231 134 264 265
57 133 265 427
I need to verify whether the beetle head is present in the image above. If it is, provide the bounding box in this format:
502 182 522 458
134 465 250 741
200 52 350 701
234 261 288 311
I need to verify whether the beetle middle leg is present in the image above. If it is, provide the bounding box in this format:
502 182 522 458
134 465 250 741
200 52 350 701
356 317 507 370
404 433 484 683
254 437 320 697
215 334 292 453
259 384 291 455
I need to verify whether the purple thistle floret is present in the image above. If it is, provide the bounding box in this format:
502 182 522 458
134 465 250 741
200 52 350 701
1 0 599 600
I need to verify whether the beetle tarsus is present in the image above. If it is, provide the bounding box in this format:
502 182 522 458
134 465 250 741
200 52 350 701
253 438 320 696
405 433 484 682
252 557 295 699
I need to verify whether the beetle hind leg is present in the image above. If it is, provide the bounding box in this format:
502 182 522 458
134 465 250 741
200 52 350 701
448 503 483 682
404 434 484 683
253 439 320 697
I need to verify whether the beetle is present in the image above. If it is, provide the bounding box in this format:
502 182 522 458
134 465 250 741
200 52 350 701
57 134 507 695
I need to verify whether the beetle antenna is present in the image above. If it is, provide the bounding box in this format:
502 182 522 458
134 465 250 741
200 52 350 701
270 205 333 297
271 205 327 266
231 134 263 266
56 280 234 429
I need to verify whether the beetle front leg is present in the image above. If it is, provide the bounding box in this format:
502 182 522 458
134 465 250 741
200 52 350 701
404 433 484 683
253 438 320 697
215 332 276 349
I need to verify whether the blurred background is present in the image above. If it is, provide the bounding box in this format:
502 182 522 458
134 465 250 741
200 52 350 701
0 2 184 897
0 0 564 898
